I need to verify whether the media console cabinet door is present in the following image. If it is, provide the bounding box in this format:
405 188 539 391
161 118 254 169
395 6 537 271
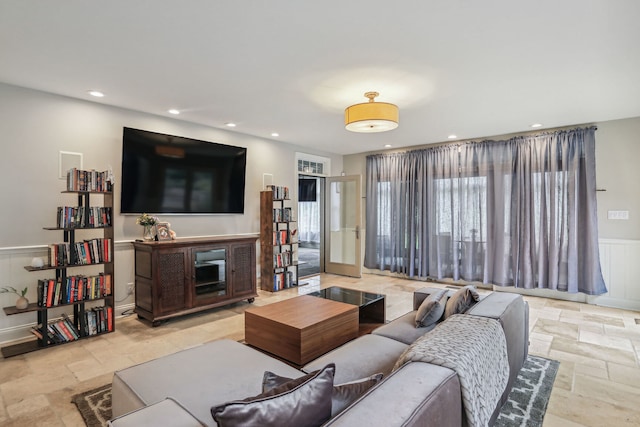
230 241 256 298
154 248 190 315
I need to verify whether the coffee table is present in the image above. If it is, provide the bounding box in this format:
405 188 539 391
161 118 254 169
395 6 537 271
308 286 386 325
244 295 358 366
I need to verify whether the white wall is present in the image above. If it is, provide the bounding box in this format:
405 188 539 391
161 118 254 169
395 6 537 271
0 82 343 343
343 117 640 311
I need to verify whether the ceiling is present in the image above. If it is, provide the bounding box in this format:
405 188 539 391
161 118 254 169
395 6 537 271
1 1 639 155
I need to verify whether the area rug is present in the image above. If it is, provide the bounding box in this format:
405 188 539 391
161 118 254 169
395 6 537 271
72 355 558 426
71 384 111 427
495 355 560 427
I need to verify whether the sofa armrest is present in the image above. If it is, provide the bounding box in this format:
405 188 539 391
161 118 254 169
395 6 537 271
466 291 529 403
324 362 461 427
108 398 205 427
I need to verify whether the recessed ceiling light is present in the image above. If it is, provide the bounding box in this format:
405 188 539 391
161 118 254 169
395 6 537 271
531 123 543 128
168 109 180 115
225 122 237 127
88 90 104 98
384 144 392 148
448 135 457 139
271 133 279 137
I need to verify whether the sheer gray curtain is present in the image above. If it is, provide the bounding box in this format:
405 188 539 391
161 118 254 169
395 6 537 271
365 127 607 295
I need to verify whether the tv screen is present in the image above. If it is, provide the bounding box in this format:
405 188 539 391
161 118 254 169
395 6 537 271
298 179 317 202
120 127 247 214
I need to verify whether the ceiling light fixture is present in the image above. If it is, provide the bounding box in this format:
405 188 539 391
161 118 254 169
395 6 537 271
531 123 543 128
225 123 237 127
448 134 457 139
88 90 104 98
168 109 180 115
271 133 279 137
345 91 399 133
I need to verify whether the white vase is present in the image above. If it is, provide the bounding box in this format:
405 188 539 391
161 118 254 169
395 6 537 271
16 296 29 310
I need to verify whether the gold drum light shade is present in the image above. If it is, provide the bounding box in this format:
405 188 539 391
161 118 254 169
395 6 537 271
345 91 399 133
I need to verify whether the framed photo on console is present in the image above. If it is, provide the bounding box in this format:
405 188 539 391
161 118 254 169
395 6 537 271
155 222 172 241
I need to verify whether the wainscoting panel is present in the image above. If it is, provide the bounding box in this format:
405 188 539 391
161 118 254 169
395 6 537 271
591 238 640 311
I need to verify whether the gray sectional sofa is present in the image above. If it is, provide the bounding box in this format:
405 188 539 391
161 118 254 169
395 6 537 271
109 287 529 427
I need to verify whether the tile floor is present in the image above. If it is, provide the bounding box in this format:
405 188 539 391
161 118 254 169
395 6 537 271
1 273 639 426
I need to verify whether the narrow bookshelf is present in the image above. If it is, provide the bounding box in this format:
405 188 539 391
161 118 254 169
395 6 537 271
1 168 115 358
260 186 301 292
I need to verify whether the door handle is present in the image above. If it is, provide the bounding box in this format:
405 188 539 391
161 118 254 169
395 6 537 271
355 225 360 239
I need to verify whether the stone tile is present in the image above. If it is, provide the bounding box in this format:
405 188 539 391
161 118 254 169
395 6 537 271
574 363 608 380
533 318 579 340
551 336 637 367
6 393 50 418
554 360 574 391
573 373 640 411
0 367 78 406
603 324 640 341
546 386 640 427
608 362 640 387
579 329 635 352
542 413 588 427
547 299 582 312
548 349 607 370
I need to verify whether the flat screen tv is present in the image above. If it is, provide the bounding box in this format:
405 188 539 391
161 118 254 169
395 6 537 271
120 127 247 214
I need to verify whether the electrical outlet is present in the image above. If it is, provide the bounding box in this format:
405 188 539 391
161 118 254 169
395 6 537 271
127 283 134 295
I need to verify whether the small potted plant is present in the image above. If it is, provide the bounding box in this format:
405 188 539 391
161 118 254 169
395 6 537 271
136 213 159 241
1 286 29 310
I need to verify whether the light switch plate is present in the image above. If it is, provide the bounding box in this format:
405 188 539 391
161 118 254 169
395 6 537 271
607 210 629 220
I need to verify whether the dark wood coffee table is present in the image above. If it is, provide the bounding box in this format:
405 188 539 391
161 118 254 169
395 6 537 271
244 295 358 366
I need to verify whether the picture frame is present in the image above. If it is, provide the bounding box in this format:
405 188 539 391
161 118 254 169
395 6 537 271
155 222 172 241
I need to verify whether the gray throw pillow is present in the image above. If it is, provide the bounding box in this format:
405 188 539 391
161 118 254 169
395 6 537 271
415 289 448 327
211 363 335 427
443 285 480 319
262 370 384 417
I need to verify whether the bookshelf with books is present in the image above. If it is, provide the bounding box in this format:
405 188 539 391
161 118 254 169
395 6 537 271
260 186 300 292
1 168 115 358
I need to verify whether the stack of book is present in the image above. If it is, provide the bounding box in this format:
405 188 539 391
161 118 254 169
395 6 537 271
83 306 113 336
37 273 112 307
30 314 80 343
66 168 112 192
56 206 112 228
267 185 289 200
48 238 112 266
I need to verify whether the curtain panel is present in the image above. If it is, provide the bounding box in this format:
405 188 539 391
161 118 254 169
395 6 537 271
364 127 607 295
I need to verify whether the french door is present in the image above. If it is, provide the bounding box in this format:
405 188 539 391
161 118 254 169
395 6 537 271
324 175 362 277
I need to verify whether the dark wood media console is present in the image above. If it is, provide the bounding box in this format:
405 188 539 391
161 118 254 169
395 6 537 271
132 235 258 326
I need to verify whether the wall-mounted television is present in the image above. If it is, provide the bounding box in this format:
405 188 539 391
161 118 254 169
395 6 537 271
120 127 247 214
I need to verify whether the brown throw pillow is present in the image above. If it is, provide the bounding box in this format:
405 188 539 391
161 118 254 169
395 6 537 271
414 289 448 327
262 370 384 417
211 363 335 427
443 285 480 319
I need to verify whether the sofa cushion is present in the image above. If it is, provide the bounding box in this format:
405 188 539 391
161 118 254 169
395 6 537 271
262 370 383 417
108 397 204 427
371 311 437 345
302 334 408 384
415 289 448 327
443 285 480 319
211 363 335 427
112 339 303 422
